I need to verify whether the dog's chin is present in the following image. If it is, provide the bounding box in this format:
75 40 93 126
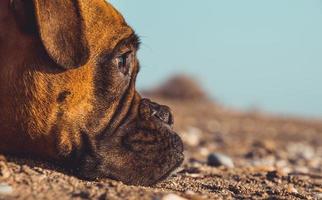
121 127 184 185
105 146 184 186
150 151 184 185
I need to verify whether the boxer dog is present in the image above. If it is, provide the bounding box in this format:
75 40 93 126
0 0 184 186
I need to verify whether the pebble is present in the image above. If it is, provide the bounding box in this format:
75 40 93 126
266 170 282 182
0 155 6 161
294 166 309 174
207 153 234 168
287 184 298 194
184 190 195 195
287 143 315 160
182 127 202 147
0 162 11 179
162 194 187 200
72 190 90 199
199 147 210 157
22 165 38 175
277 167 291 177
0 183 13 195
308 158 321 169
314 193 322 200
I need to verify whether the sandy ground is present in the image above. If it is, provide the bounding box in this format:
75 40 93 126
0 76 321 200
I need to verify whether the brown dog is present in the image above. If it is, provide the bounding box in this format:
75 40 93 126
0 0 184 186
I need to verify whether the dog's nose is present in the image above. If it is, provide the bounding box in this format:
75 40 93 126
139 98 174 125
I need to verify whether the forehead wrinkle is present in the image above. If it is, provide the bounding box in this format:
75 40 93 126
114 33 141 52
99 33 140 63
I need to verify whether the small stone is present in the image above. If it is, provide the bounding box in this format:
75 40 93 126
72 190 90 199
22 165 38 175
162 194 187 200
294 166 309 174
182 127 202 147
207 153 234 168
314 193 322 200
186 173 203 178
0 183 13 195
315 188 322 193
275 160 288 168
308 158 321 169
266 170 282 182
0 162 11 179
185 190 195 195
277 167 291 177
199 147 210 157
0 155 6 161
287 184 298 194
181 166 201 174
287 143 315 160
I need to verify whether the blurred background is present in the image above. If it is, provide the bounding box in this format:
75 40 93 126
109 0 322 119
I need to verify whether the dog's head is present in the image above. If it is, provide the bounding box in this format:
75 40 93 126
0 0 183 185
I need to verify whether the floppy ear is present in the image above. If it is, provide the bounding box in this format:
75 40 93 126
11 0 89 69
33 0 89 69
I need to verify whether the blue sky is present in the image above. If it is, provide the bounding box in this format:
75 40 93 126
109 0 322 118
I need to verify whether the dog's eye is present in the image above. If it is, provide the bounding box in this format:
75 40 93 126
115 51 132 75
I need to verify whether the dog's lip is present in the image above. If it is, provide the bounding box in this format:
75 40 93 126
152 152 184 185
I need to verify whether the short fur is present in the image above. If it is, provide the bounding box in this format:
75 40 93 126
0 0 183 186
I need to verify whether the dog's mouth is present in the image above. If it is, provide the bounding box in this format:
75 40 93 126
82 97 184 186
106 123 184 186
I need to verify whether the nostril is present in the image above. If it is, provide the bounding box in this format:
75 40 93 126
155 106 173 125
139 98 174 125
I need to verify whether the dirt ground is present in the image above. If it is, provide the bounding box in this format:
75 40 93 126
0 76 321 200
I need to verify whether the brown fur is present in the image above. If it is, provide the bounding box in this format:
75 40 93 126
0 0 183 186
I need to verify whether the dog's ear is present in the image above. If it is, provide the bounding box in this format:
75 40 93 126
33 0 89 69
11 0 89 69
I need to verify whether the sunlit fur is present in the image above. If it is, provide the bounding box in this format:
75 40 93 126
0 0 183 186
